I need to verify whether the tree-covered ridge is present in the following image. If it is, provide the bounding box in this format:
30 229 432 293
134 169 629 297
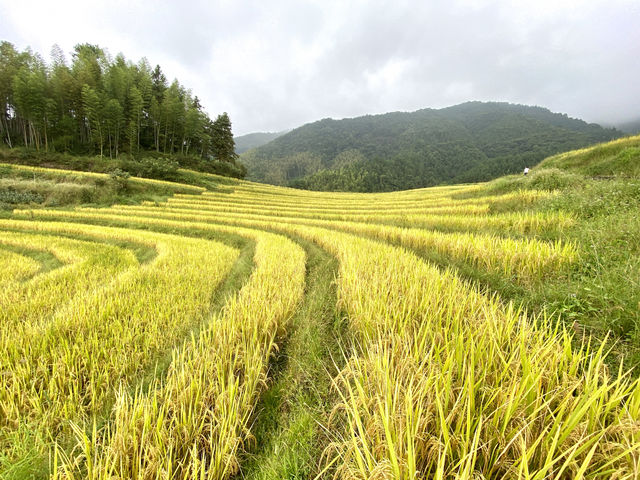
0 42 239 168
242 101 622 192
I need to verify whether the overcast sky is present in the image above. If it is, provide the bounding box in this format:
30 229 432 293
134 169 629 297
1 0 638 135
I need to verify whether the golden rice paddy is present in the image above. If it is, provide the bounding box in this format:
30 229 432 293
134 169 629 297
1 175 638 479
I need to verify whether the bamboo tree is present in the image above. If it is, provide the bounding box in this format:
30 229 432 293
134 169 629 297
0 41 233 161
12 62 48 150
149 96 162 152
82 85 105 157
104 98 123 158
0 41 25 148
49 47 75 151
182 105 203 155
161 81 184 154
127 86 143 154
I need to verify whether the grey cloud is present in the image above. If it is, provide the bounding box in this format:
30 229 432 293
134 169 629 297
1 0 638 133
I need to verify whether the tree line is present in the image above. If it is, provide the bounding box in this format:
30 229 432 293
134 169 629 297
0 41 238 165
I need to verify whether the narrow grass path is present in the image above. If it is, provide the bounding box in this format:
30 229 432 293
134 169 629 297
0 244 63 278
136 234 256 395
5 211 344 478
241 237 344 480
0 229 255 480
0 229 158 266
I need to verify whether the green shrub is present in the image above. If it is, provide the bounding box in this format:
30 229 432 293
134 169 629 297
172 154 247 179
478 168 584 197
119 157 179 181
109 168 131 193
0 188 44 205
206 160 247 179
0 147 247 182
526 168 585 190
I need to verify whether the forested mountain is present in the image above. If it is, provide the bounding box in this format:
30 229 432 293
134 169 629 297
235 131 287 154
0 41 243 177
242 102 621 192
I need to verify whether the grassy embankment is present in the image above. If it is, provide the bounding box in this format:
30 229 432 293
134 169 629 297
464 134 640 366
0 163 207 211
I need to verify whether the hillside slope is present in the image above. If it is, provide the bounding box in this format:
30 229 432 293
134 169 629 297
242 101 621 191
538 134 640 177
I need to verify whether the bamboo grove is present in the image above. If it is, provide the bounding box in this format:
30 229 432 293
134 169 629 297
1 173 639 479
0 42 236 161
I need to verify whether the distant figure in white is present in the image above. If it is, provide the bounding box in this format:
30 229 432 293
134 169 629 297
523 167 529 176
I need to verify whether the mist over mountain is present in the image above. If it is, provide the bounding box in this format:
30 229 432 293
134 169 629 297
241 102 621 192
234 131 288 154
616 119 640 135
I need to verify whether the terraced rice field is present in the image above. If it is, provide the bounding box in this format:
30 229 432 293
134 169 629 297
1 176 639 479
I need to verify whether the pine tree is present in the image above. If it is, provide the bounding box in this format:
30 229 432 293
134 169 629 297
210 112 238 163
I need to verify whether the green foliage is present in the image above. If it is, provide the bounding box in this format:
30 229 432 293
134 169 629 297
0 162 214 210
0 176 96 209
0 41 245 178
108 168 130 192
0 189 44 209
539 180 640 350
0 147 248 193
119 157 178 181
206 160 247 179
477 168 586 197
210 112 238 163
541 178 640 219
243 102 621 192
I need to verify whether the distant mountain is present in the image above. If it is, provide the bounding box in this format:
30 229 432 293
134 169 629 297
234 131 288 154
616 119 640 135
241 102 622 192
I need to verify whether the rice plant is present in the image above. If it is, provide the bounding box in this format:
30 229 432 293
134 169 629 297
52 224 306 479
2 170 638 479
0 220 239 473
